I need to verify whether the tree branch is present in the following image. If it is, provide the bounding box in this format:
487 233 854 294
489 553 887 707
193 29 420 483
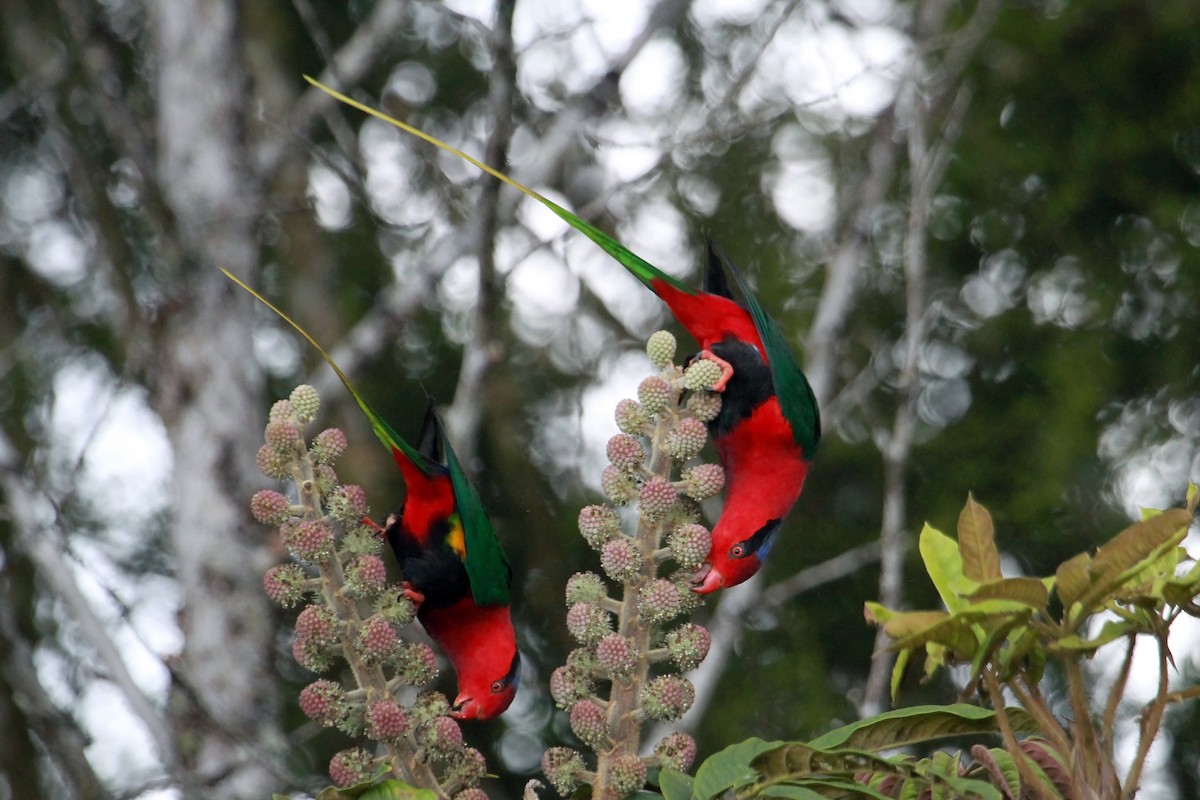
1 455 178 778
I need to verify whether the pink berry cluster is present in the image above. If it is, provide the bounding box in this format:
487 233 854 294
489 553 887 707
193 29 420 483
251 385 486 795
543 332 718 800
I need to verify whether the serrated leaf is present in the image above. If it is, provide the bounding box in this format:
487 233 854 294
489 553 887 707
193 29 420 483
1090 509 1192 585
806 704 1036 752
968 578 1048 608
1054 552 1091 613
658 769 693 800
692 738 782 800
958 494 1002 583
920 524 973 612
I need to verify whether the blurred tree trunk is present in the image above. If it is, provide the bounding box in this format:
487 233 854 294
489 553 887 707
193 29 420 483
147 1 278 796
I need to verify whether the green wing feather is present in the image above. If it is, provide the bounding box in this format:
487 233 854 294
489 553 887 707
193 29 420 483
434 415 512 607
221 268 434 474
304 76 694 297
723 263 821 458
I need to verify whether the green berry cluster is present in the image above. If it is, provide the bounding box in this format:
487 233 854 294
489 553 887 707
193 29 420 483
250 385 486 795
545 332 716 800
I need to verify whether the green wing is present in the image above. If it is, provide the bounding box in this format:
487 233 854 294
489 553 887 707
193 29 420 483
304 76 694 297
434 415 512 607
722 260 821 458
221 268 434 474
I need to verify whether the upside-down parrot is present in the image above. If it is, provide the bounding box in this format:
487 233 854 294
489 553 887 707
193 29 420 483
305 78 821 593
224 270 520 719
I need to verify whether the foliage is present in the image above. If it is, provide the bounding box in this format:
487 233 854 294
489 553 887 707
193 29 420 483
650 491 1199 800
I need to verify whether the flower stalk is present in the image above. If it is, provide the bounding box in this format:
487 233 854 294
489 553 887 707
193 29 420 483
543 332 719 800
252 385 486 797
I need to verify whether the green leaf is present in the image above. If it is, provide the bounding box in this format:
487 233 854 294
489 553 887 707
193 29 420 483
968 614 1031 687
920 524 976 612
692 738 782 800
756 785 832 800
658 769 693 800
360 781 441 800
879 611 975 656
806 704 1036 752
769 778 893 799
967 578 1048 608
863 601 897 626
1163 559 1200 606
890 646 913 703
884 602 1036 657
313 768 408 800
1054 619 1138 651
1054 552 1091 613
924 642 949 681
753 741 885 779
1089 509 1192 587
958 494 1002 583
970 747 1020 799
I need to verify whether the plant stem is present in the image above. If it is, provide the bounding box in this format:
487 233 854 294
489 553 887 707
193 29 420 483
297 454 445 795
1102 637 1136 759
981 668 1054 800
1123 629 1171 798
595 412 673 800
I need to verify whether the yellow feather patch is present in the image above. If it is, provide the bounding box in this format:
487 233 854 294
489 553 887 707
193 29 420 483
445 514 467 562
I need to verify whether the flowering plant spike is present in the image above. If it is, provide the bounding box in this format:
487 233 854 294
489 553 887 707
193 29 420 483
543 331 719 800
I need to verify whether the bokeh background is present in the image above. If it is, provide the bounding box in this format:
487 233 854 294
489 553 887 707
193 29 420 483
2 0 1199 797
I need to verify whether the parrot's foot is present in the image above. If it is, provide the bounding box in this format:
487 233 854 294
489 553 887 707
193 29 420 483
361 516 386 538
401 582 425 608
697 350 734 392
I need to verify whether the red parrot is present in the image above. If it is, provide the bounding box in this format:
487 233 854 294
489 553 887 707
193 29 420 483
302 78 821 594
224 270 520 719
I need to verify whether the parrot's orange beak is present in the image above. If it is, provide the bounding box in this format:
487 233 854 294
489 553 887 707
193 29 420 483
690 565 725 594
450 693 478 720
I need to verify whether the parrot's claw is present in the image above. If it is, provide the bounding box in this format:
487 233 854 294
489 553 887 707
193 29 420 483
698 349 734 392
401 582 425 608
361 516 386 538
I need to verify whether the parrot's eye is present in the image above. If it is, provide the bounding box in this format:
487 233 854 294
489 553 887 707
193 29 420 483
491 680 504 693
730 543 745 558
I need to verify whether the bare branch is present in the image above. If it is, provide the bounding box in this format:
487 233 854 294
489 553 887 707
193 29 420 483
444 0 518 459
760 542 882 610
256 0 409 176
1 459 177 776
